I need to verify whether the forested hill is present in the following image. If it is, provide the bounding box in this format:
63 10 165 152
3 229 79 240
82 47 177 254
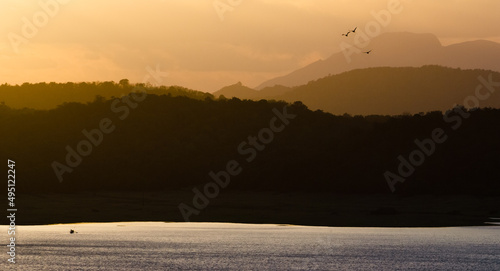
215 66 500 115
0 80 213 109
1 94 499 196
275 66 500 115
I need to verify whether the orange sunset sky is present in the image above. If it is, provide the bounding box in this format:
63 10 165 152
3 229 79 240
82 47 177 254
1 0 499 92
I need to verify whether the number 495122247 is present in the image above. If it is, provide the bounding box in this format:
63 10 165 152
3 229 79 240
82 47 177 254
8 160 15 208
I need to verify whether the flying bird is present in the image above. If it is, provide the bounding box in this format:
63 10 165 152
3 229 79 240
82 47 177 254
342 31 351 37
363 50 372 54
351 27 357 33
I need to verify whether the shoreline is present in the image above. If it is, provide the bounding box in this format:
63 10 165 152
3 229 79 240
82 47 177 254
7 221 500 228
8 191 500 227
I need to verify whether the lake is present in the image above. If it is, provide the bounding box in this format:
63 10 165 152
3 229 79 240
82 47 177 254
2 222 499 270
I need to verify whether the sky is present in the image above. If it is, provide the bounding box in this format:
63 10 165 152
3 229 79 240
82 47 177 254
1 0 499 92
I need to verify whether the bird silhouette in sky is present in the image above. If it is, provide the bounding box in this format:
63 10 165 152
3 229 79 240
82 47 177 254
342 31 351 37
363 50 372 54
351 27 357 33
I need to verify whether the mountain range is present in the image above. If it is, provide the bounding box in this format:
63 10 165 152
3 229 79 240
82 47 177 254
255 32 500 89
215 66 500 115
213 32 500 115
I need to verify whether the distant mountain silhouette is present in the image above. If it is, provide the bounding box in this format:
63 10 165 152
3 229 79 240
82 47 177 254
213 81 291 100
213 82 261 100
256 32 500 89
216 66 500 115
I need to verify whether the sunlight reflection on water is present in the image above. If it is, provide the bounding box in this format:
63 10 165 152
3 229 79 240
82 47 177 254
1 222 499 270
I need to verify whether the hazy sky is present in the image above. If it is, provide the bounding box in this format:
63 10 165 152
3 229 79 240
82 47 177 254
1 0 499 92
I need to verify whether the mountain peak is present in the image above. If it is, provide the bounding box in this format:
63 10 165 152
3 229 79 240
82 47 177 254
372 32 442 47
213 82 258 99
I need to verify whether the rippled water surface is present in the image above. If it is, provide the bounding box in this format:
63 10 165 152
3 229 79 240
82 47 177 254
2 222 499 270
